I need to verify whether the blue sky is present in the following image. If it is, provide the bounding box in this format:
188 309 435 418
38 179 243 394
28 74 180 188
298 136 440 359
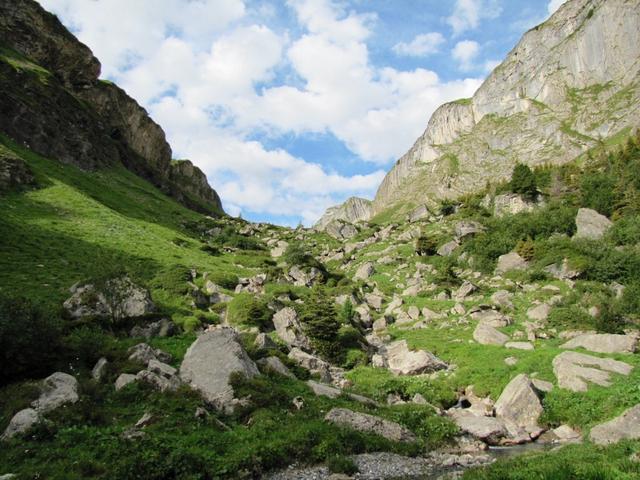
39 0 565 226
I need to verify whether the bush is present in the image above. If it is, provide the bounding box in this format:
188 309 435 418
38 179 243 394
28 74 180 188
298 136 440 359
227 293 273 330
580 172 620 217
300 287 341 362
595 300 626 334
415 236 437 256
515 237 535 261
210 226 264 250
283 243 323 270
440 200 457 216
339 300 355 325
0 296 64 384
208 271 239 290
64 326 113 368
510 163 538 199
608 215 640 245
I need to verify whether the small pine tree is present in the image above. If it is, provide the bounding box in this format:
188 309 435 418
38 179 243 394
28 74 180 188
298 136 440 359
515 237 535 261
301 287 341 361
339 299 354 325
510 163 538 199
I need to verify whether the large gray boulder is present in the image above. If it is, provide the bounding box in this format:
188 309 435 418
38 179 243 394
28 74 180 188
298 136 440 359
180 327 259 411
494 374 544 438
130 318 176 339
455 221 485 240
574 208 612 240
354 262 375 281
257 356 295 379
495 252 528 275
448 410 508 445
325 219 358 240
272 307 311 350
552 351 633 392
590 404 640 445
437 240 460 257
324 408 417 443
561 333 638 354
63 276 155 321
31 372 79 414
1 408 40 440
473 323 509 346
386 340 447 376
287 348 332 382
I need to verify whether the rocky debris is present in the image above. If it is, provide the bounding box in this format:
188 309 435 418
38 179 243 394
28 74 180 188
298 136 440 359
473 323 509 346
235 274 267 294
135 359 182 393
0 148 35 193
254 333 277 350
130 318 176 339
31 372 79 414
288 348 333 383
539 424 581 444
526 303 551 322
272 307 312 350
407 204 434 223
325 219 358 240
544 258 582 280
491 290 514 310
455 221 485 240
561 333 638 354
286 266 324 287
590 404 640 445
437 240 460 257
490 193 542 217
91 357 108 381
63 276 155 321
115 373 137 391
495 252 528 275
494 374 544 442
128 343 172 365
324 408 417 443
454 281 478 301
258 356 295 379
315 197 372 231
1 408 40 440
307 380 376 405
552 351 633 392
470 309 512 328
180 327 259 411
448 410 508 445
574 208 613 240
385 340 448 376
354 262 375 281
505 342 534 350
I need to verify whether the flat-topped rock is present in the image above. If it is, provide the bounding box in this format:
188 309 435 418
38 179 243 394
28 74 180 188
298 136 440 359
473 323 509 346
561 333 638 354
552 351 633 392
448 410 507 445
325 408 417 443
590 404 640 445
574 208 612 240
386 340 447 376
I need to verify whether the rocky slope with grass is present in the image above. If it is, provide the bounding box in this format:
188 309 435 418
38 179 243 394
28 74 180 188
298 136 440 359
371 0 640 216
0 0 222 215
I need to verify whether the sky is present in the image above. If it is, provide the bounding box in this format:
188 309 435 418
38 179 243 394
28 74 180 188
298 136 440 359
39 0 567 226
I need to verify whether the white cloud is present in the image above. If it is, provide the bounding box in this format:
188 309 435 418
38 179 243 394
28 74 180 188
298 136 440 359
447 0 502 36
392 32 445 57
40 0 486 225
547 0 568 15
452 40 480 71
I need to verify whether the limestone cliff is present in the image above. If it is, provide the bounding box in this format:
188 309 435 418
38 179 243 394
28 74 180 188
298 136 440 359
0 0 223 214
372 0 640 215
314 197 372 230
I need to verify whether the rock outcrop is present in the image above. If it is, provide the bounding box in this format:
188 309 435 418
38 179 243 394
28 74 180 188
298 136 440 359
315 197 372 231
0 0 223 214
590 404 640 445
552 351 633 392
372 0 640 214
324 408 417 443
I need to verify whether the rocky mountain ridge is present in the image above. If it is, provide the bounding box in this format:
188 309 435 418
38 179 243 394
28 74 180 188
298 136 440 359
371 0 640 215
0 0 223 214
314 196 372 231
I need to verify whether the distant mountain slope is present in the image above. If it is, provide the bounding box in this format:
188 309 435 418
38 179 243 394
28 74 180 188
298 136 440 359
314 197 372 230
372 0 640 215
0 0 223 214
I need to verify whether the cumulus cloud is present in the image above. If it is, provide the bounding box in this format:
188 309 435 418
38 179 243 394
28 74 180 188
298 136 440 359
40 0 485 225
452 40 480 71
447 0 502 36
392 32 445 57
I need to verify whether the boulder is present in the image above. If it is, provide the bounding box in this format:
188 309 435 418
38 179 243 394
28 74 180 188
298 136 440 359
364 293 383 310
561 333 638 354
544 258 582 280
354 262 375 281
407 306 420 320
258 356 295 379
115 373 137 391
325 220 358 240
407 204 432 223
1 408 40 440
526 303 551 322
136 369 181 393
492 193 541 217
455 221 485 240
437 240 460 257
128 343 172 365
324 408 417 443
494 374 543 437
471 309 512 328
473 323 509 346
272 307 311 350
254 333 277 350
448 410 508 445
306 380 375 405
590 404 640 445
552 351 633 392
180 327 259 411
574 208 612 240
235 274 267 294
288 348 332 382
287 265 323 287
454 281 477 301
491 290 514 309
130 318 176 339
495 252 528 275
63 276 155 321
91 357 108 381
31 372 79 414
505 342 534 351
386 340 447 376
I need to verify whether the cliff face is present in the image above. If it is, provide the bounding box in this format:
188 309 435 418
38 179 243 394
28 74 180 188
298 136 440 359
314 197 372 230
372 0 640 214
0 0 223 214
